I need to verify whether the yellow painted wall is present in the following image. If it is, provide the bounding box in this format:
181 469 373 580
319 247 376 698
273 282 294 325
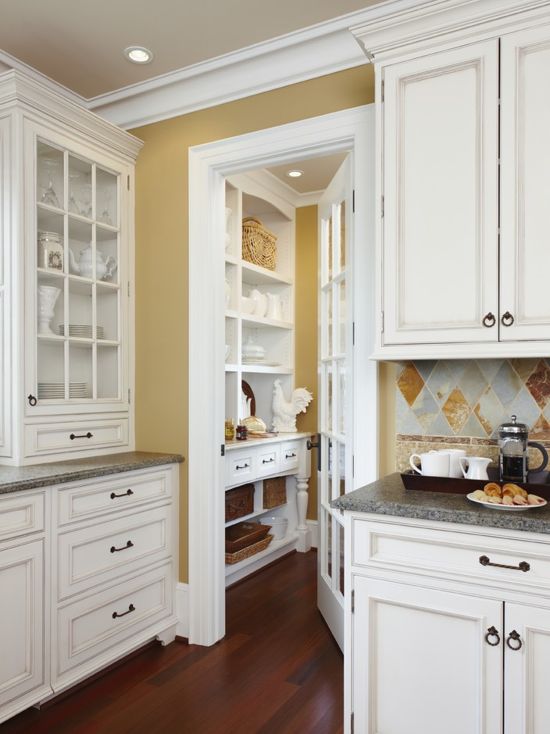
131 65 394 583
295 206 318 518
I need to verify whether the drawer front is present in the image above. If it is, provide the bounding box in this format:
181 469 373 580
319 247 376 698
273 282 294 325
57 470 172 525
57 563 173 676
58 505 171 599
0 492 44 540
257 447 280 477
25 418 129 457
226 449 255 486
280 441 300 471
352 518 550 591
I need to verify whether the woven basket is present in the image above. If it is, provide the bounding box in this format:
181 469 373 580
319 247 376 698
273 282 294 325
242 217 277 271
263 477 287 509
225 534 273 565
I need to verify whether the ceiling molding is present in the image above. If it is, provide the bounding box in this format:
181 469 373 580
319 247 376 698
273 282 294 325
260 169 324 207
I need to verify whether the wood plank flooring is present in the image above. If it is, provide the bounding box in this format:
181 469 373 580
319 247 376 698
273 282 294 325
1 550 343 734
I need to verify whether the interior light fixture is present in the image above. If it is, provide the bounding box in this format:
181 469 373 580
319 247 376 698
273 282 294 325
124 46 154 64
286 169 304 178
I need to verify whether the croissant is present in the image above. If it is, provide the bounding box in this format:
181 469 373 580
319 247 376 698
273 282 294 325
503 483 527 499
512 494 528 505
528 494 546 505
484 483 502 498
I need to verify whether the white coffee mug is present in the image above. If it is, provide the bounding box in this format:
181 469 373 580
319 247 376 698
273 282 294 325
436 449 466 478
409 451 450 477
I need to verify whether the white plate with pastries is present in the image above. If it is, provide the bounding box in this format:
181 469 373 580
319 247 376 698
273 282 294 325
467 482 547 511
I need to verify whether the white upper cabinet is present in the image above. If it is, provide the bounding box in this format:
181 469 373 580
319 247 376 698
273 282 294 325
382 40 499 346
500 26 550 342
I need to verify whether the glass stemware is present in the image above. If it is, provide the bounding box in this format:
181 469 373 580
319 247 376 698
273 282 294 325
39 158 60 208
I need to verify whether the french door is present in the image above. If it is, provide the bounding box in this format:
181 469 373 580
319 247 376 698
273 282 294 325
317 157 353 650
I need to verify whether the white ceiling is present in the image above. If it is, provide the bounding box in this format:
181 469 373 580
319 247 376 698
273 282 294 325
266 153 347 194
0 0 382 99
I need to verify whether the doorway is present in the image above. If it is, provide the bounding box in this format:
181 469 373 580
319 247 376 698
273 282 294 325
188 106 378 646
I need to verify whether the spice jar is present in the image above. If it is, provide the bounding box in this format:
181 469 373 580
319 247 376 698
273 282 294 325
236 424 248 441
224 420 235 441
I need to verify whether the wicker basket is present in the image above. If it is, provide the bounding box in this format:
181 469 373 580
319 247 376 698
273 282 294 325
242 217 277 271
225 534 273 565
263 476 287 509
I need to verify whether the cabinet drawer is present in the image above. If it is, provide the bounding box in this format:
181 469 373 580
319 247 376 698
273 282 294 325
352 518 550 591
280 442 299 471
257 447 280 477
0 493 44 540
226 449 255 486
56 563 172 676
57 470 171 525
25 418 129 457
57 505 171 599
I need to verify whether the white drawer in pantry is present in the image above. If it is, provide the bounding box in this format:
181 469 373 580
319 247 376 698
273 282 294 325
56 562 173 677
280 441 300 471
25 418 128 457
0 492 44 541
57 505 171 599
226 448 255 486
57 469 172 525
256 446 280 477
352 517 550 592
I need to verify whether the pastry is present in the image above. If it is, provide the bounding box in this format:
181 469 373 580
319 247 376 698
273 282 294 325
503 483 527 499
502 495 514 505
528 494 546 505
486 496 503 504
484 483 502 497
512 494 528 505
471 490 488 501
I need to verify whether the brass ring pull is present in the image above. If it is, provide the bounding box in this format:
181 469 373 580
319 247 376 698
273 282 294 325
506 630 522 651
485 626 500 646
28 394 37 406
501 311 515 327
483 312 496 327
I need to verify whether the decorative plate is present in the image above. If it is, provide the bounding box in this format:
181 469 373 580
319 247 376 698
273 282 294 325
466 492 547 511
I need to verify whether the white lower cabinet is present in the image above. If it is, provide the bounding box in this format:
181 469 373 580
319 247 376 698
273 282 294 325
346 515 550 734
0 462 179 725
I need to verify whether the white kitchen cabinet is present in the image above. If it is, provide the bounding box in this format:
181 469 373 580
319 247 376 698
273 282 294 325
0 70 142 464
353 1 550 359
352 576 503 734
382 40 499 347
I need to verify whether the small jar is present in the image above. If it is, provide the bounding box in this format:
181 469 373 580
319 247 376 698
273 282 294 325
236 424 248 441
224 420 235 441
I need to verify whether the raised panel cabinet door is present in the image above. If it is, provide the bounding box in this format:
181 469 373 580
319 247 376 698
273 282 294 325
382 40 499 345
500 27 550 341
351 576 503 734
0 540 45 712
504 602 550 734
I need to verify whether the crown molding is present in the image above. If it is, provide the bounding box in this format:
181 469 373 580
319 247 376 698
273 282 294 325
351 0 550 62
259 169 324 207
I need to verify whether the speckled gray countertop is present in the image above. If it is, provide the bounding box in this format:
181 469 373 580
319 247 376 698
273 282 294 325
0 452 183 495
332 473 550 534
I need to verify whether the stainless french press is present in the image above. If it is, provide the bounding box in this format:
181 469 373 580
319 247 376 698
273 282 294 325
498 415 549 483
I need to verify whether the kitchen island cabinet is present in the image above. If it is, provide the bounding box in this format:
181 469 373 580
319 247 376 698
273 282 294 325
334 474 550 734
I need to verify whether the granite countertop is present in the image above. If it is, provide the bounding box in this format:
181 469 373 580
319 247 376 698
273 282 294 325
0 451 183 495
332 473 550 535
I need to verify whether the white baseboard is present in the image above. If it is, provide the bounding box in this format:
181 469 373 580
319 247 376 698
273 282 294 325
175 582 189 638
306 519 319 549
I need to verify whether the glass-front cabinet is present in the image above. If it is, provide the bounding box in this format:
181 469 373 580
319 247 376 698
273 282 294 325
0 70 142 465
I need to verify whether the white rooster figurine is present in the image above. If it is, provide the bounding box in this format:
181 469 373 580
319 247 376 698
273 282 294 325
272 379 313 433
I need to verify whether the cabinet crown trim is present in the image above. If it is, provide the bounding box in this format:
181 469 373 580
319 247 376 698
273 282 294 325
352 0 550 62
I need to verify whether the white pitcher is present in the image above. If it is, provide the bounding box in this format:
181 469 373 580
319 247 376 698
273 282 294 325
459 456 492 480
266 293 283 321
250 289 267 317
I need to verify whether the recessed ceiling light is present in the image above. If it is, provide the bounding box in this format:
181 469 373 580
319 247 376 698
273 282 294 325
124 46 154 64
286 169 304 178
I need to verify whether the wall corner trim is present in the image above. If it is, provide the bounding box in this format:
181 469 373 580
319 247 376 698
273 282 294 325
306 520 319 549
175 582 189 639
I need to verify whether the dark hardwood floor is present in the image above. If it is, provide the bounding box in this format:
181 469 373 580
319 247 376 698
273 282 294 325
1 550 343 734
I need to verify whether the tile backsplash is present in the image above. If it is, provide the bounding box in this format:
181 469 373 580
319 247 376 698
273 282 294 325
395 359 550 472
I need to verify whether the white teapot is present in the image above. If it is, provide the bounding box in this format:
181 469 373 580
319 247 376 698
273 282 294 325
69 245 117 281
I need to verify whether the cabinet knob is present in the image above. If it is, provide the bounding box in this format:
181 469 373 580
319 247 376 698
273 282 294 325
482 312 496 327
501 311 515 327
485 626 501 646
506 630 523 651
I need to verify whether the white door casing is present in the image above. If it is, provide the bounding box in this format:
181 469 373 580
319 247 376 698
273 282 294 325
188 106 377 646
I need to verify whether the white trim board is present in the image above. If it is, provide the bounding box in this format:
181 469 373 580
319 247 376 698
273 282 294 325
175 582 189 639
187 105 378 647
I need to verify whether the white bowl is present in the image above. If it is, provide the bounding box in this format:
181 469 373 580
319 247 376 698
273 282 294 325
260 516 288 541
241 296 256 315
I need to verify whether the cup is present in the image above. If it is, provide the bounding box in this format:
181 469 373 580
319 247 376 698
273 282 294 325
459 456 492 480
436 449 466 478
409 451 450 477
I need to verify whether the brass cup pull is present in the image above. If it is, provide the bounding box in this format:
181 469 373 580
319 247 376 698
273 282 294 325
479 555 530 572
501 311 515 327
506 630 523 651
112 603 135 620
110 540 134 553
485 626 501 646
483 312 496 327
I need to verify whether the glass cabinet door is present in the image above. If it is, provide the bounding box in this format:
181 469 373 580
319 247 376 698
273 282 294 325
34 138 123 407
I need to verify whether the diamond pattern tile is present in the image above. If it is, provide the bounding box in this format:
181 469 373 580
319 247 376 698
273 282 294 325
412 387 439 432
442 388 470 434
526 359 550 409
474 387 504 436
492 361 522 408
457 362 487 405
426 362 454 406
397 362 424 407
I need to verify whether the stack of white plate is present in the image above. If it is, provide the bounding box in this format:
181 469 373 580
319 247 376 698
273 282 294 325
57 324 105 339
37 382 90 399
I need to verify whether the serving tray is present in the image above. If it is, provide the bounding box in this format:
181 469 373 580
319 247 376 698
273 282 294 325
401 469 550 502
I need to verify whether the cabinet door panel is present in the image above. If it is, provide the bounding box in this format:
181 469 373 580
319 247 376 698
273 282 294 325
500 27 550 341
504 603 550 734
382 40 499 345
352 576 502 734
